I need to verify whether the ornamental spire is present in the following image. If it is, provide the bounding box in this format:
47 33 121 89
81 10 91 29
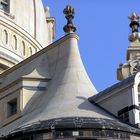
117 12 140 81
63 5 76 34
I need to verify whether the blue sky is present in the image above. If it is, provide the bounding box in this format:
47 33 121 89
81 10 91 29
42 0 140 92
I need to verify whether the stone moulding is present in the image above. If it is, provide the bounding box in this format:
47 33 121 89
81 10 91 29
3 117 140 139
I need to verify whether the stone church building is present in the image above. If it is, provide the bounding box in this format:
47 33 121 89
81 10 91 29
0 0 140 140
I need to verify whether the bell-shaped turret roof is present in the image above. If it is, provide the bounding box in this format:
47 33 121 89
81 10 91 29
0 33 139 138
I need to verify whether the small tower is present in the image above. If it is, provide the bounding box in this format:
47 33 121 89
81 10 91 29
117 12 140 80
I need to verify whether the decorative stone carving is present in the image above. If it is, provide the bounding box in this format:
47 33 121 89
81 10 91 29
128 12 140 42
129 32 140 42
63 5 76 33
128 12 140 22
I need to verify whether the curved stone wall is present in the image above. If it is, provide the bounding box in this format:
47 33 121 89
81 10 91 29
0 22 42 59
0 11 43 73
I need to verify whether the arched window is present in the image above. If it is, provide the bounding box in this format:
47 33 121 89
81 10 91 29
35 48 37 53
13 35 17 50
29 47 32 56
22 41 26 56
3 29 8 45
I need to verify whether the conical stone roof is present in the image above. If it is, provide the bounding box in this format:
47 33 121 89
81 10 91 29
0 34 140 138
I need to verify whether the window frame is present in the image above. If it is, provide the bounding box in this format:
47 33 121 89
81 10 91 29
7 98 17 118
118 107 129 123
0 0 9 13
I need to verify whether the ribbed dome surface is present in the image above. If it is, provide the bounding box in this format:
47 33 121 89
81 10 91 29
10 0 49 47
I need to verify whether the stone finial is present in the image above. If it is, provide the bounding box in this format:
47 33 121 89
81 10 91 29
63 5 76 33
128 12 140 33
128 12 140 42
45 6 50 17
128 12 140 22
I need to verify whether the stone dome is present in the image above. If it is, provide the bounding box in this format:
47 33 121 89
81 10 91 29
0 0 55 73
10 0 51 47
